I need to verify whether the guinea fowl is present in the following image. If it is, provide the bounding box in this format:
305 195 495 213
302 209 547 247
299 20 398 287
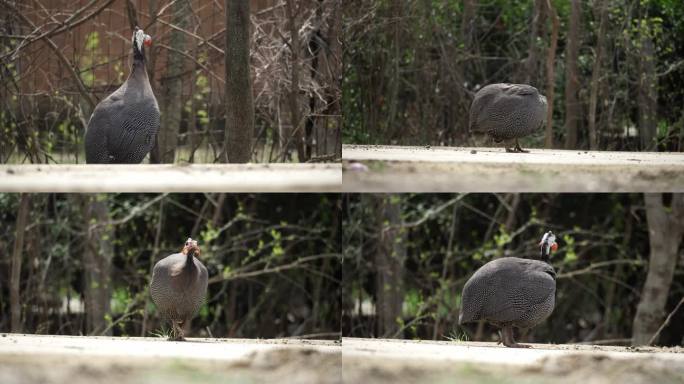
150 238 208 341
84 27 160 163
469 83 547 153
459 231 558 348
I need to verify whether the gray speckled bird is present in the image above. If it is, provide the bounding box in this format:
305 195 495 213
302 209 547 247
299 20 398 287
85 27 160 163
459 231 558 348
150 238 208 341
469 83 547 153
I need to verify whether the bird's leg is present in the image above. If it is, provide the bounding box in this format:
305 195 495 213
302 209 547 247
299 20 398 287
501 325 531 348
177 321 186 341
169 321 185 341
514 139 529 153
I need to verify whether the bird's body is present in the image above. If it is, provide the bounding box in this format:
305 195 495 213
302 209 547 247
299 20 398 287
469 83 547 153
150 239 208 341
85 27 160 163
459 232 558 348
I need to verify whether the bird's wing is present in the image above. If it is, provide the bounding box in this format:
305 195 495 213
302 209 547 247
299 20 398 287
504 84 537 96
478 261 555 322
107 97 160 163
84 99 118 163
470 90 498 132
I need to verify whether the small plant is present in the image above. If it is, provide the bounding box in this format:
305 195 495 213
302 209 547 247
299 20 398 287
445 327 470 342
150 326 171 339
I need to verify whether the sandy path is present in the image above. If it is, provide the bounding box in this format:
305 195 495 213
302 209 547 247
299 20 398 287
0 164 342 192
343 145 684 192
0 334 341 384
342 338 684 384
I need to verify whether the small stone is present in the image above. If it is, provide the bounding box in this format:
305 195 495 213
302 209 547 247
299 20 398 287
470 150 477 154
347 162 369 172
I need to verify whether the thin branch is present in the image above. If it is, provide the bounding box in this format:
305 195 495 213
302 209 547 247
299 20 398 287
153 16 224 55
557 259 645 279
208 253 340 284
391 194 468 230
647 296 684 346
92 194 168 230
2 0 97 109
0 0 116 62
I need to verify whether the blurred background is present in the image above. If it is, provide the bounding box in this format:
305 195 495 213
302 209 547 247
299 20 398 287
0 193 341 339
342 193 684 346
343 0 684 151
1 0 341 163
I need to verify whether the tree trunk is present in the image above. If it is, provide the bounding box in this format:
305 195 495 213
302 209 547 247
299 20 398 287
82 195 113 336
10 194 31 333
632 194 684 345
316 0 342 159
544 0 560 149
563 0 581 149
525 0 545 86
458 0 476 143
284 0 306 162
154 0 190 163
637 22 658 151
588 0 608 150
224 0 255 163
374 195 405 338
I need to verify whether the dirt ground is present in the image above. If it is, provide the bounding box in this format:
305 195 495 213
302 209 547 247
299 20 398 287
0 334 341 384
342 338 684 384
342 145 684 192
3 335 683 383
0 163 342 192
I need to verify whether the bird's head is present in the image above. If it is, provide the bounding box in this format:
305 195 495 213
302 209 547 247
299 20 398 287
132 27 152 59
539 231 558 261
182 237 201 258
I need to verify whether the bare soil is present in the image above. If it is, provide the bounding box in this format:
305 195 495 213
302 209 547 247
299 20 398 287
343 145 684 192
342 338 684 384
0 334 341 384
0 163 342 192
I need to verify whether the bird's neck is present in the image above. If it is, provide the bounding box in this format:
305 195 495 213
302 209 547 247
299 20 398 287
131 58 147 77
540 249 550 263
184 249 196 271
133 46 145 63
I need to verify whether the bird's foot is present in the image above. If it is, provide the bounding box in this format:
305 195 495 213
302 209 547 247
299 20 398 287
514 140 529 153
168 322 186 341
503 342 532 348
506 146 529 153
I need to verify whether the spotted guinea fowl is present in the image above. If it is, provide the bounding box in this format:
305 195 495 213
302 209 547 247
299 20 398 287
469 83 547 153
84 27 160 163
459 231 558 348
150 238 208 341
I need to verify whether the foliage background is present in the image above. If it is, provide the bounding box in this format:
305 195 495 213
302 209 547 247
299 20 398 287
0 193 341 339
343 0 684 151
342 193 684 346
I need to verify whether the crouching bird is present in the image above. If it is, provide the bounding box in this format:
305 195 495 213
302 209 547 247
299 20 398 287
469 83 547 153
85 27 160 163
459 231 558 348
150 238 208 341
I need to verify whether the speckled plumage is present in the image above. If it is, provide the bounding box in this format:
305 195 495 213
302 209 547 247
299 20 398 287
459 257 556 327
469 83 547 152
85 28 159 163
150 240 207 341
459 232 557 348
